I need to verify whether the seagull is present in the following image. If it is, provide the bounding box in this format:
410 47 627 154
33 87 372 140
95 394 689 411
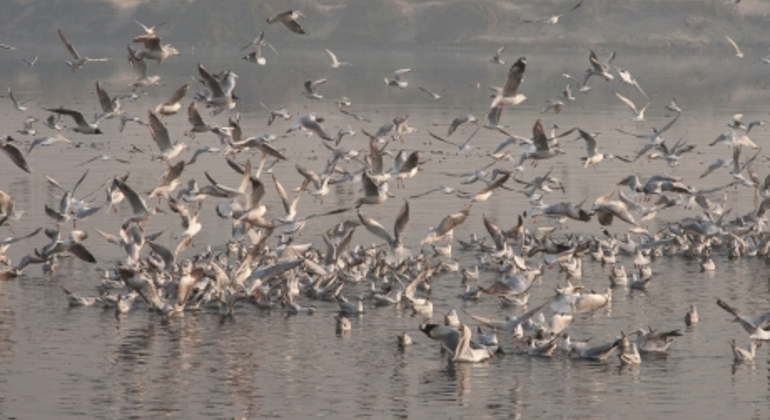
242 32 277 66
577 128 628 168
725 35 744 58
325 49 351 68
43 114 64 131
131 33 179 64
685 305 699 326
0 43 17 50
587 50 615 81
421 206 471 245
562 83 576 101
447 114 478 136
355 171 393 207
17 116 38 136
730 339 759 363
471 170 510 203
267 10 306 34
127 45 161 90
562 71 593 94
154 84 189 116
95 81 121 120
1 136 32 173
184 101 216 138
288 113 333 141
522 0 583 25
491 45 506 64
260 102 291 126
357 199 409 255
665 97 683 114
26 134 71 156
384 69 411 88
147 111 188 162
616 114 680 160
119 114 147 133
428 127 480 155
716 298 770 340
418 87 443 100
729 114 766 135
617 68 649 99
541 99 564 114
490 57 526 109
45 107 105 134
303 78 327 99
453 324 495 363
613 91 649 122
8 88 32 112
699 158 731 179
197 64 237 115
22 56 38 67
57 29 112 72
517 119 569 166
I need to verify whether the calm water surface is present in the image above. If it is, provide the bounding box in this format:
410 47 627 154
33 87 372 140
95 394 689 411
1 46 770 419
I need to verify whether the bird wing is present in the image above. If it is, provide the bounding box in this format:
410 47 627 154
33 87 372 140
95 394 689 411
147 111 173 152
657 113 680 135
95 81 112 113
187 101 205 127
58 29 80 59
165 83 189 105
47 108 89 127
198 65 225 99
393 199 410 245
613 91 639 114
725 35 742 55
502 58 526 97
532 119 549 151
271 173 292 214
325 49 338 64
578 129 597 156
566 0 584 12
1 140 32 173
358 210 394 244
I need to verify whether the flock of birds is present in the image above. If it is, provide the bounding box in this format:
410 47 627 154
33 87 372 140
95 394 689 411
1 4 770 374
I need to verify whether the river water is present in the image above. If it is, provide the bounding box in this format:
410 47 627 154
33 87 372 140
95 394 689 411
1 45 769 419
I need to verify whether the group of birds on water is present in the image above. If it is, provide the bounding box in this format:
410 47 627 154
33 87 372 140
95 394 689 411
1 2 770 372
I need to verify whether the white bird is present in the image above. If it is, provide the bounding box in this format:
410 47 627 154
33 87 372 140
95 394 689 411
154 84 189 116
198 64 237 115
267 10 306 35
241 31 276 66
288 113 333 141
716 298 770 340
587 50 615 81
418 86 443 100
127 45 161 89
57 29 112 72
522 0 583 25
613 91 649 122
303 78 327 99
491 46 506 64
730 339 759 362
147 111 188 162
725 35 744 58
325 49 351 68
618 336 642 365
685 305 699 326
45 108 105 134
384 69 411 88
617 68 649 99
453 324 494 363
8 88 32 112
665 97 683 114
